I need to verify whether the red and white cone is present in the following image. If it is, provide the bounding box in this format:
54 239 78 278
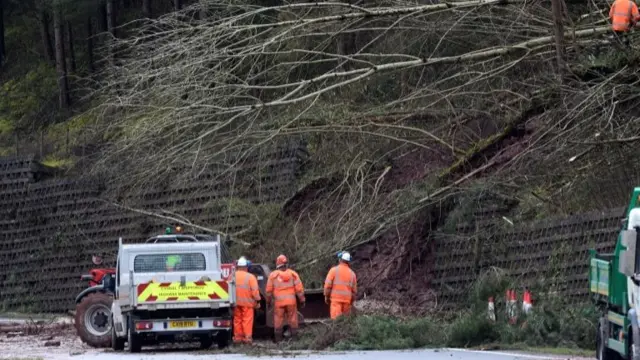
522 289 533 314
487 297 496 322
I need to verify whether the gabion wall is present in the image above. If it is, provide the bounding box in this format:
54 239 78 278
0 142 307 313
432 207 623 305
0 150 629 312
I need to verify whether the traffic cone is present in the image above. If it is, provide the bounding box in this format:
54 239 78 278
487 297 496 322
506 289 518 324
522 288 533 314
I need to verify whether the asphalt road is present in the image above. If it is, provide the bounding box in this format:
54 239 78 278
0 316 592 360
1 348 590 360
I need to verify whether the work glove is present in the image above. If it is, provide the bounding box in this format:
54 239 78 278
300 301 306 309
255 302 261 309
325 296 330 305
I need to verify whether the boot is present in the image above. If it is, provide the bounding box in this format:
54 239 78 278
289 327 298 341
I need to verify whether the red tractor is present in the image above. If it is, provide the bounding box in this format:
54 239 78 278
74 255 117 347
74 228 328 348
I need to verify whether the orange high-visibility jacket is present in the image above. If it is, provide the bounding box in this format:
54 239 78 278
235 270 261 308
610 0 640 31
266 269 305 306
324 263 357 304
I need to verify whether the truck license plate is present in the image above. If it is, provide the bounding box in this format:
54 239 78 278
168 321 197 329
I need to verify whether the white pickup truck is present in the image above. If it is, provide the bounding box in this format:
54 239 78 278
110 234 235 353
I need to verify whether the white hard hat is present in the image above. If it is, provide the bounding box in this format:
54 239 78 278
340 252 351 262
237 256 248 267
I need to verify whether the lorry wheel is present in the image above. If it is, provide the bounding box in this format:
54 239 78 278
75 292 113 348
598 318 621 360
199 336 213 349
111 317 125 351
128 328 141 353
128 317 141 353
215 331 230 349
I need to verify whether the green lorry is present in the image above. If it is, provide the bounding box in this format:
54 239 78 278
590 188 640 360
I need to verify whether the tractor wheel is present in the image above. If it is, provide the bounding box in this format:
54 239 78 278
75 292 113 348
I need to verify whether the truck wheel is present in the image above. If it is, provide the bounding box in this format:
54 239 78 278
215 331 230 349
75 292 113 348
111 317 125 351
598 318 621 360
199 336 213 349
128 317 141 353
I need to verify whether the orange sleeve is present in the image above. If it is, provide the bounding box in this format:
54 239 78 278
610 3 616 19
266 273 275 296
292 270 305 298
250 275 260 301
323 267 335 297
609 1 616 19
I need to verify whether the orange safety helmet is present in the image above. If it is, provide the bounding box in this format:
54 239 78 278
276 254 288 267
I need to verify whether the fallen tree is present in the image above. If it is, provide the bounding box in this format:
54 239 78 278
86 0 640 297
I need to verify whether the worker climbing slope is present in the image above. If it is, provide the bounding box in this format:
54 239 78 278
609 0 640 46
265 254 305 342
233 256 261 345
324 251 357 319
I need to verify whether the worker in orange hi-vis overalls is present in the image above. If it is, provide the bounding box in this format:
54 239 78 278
265 254 305 342
609 0 640 47
233 256 261 345
324 251 357 319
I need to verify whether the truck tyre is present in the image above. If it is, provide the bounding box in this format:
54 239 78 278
598 318 621 360
75 292 113 348
111 317 125 351
128 317 141 353
199 336 214 349
215 331 231 349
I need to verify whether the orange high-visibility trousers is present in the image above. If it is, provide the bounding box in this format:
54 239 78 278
233 306 255 343
330 302 352 319
273 304 298 334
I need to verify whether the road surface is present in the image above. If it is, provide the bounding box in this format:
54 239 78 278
0 316 592 360
0 348 593 360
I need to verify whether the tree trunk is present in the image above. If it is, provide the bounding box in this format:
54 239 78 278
39 10 54 63
53 3 70 108
173 0 181 11
198 0 206 19
106 0 116 37
142 0 151 18
98 1 108 32
0 0 5 67
86 18 95 73
551 0 565 78
65 21 76 74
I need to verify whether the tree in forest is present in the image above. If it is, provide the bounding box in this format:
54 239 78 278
53 0 69 107
0 0 6 66
38 7 55 63
142 0 151 18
